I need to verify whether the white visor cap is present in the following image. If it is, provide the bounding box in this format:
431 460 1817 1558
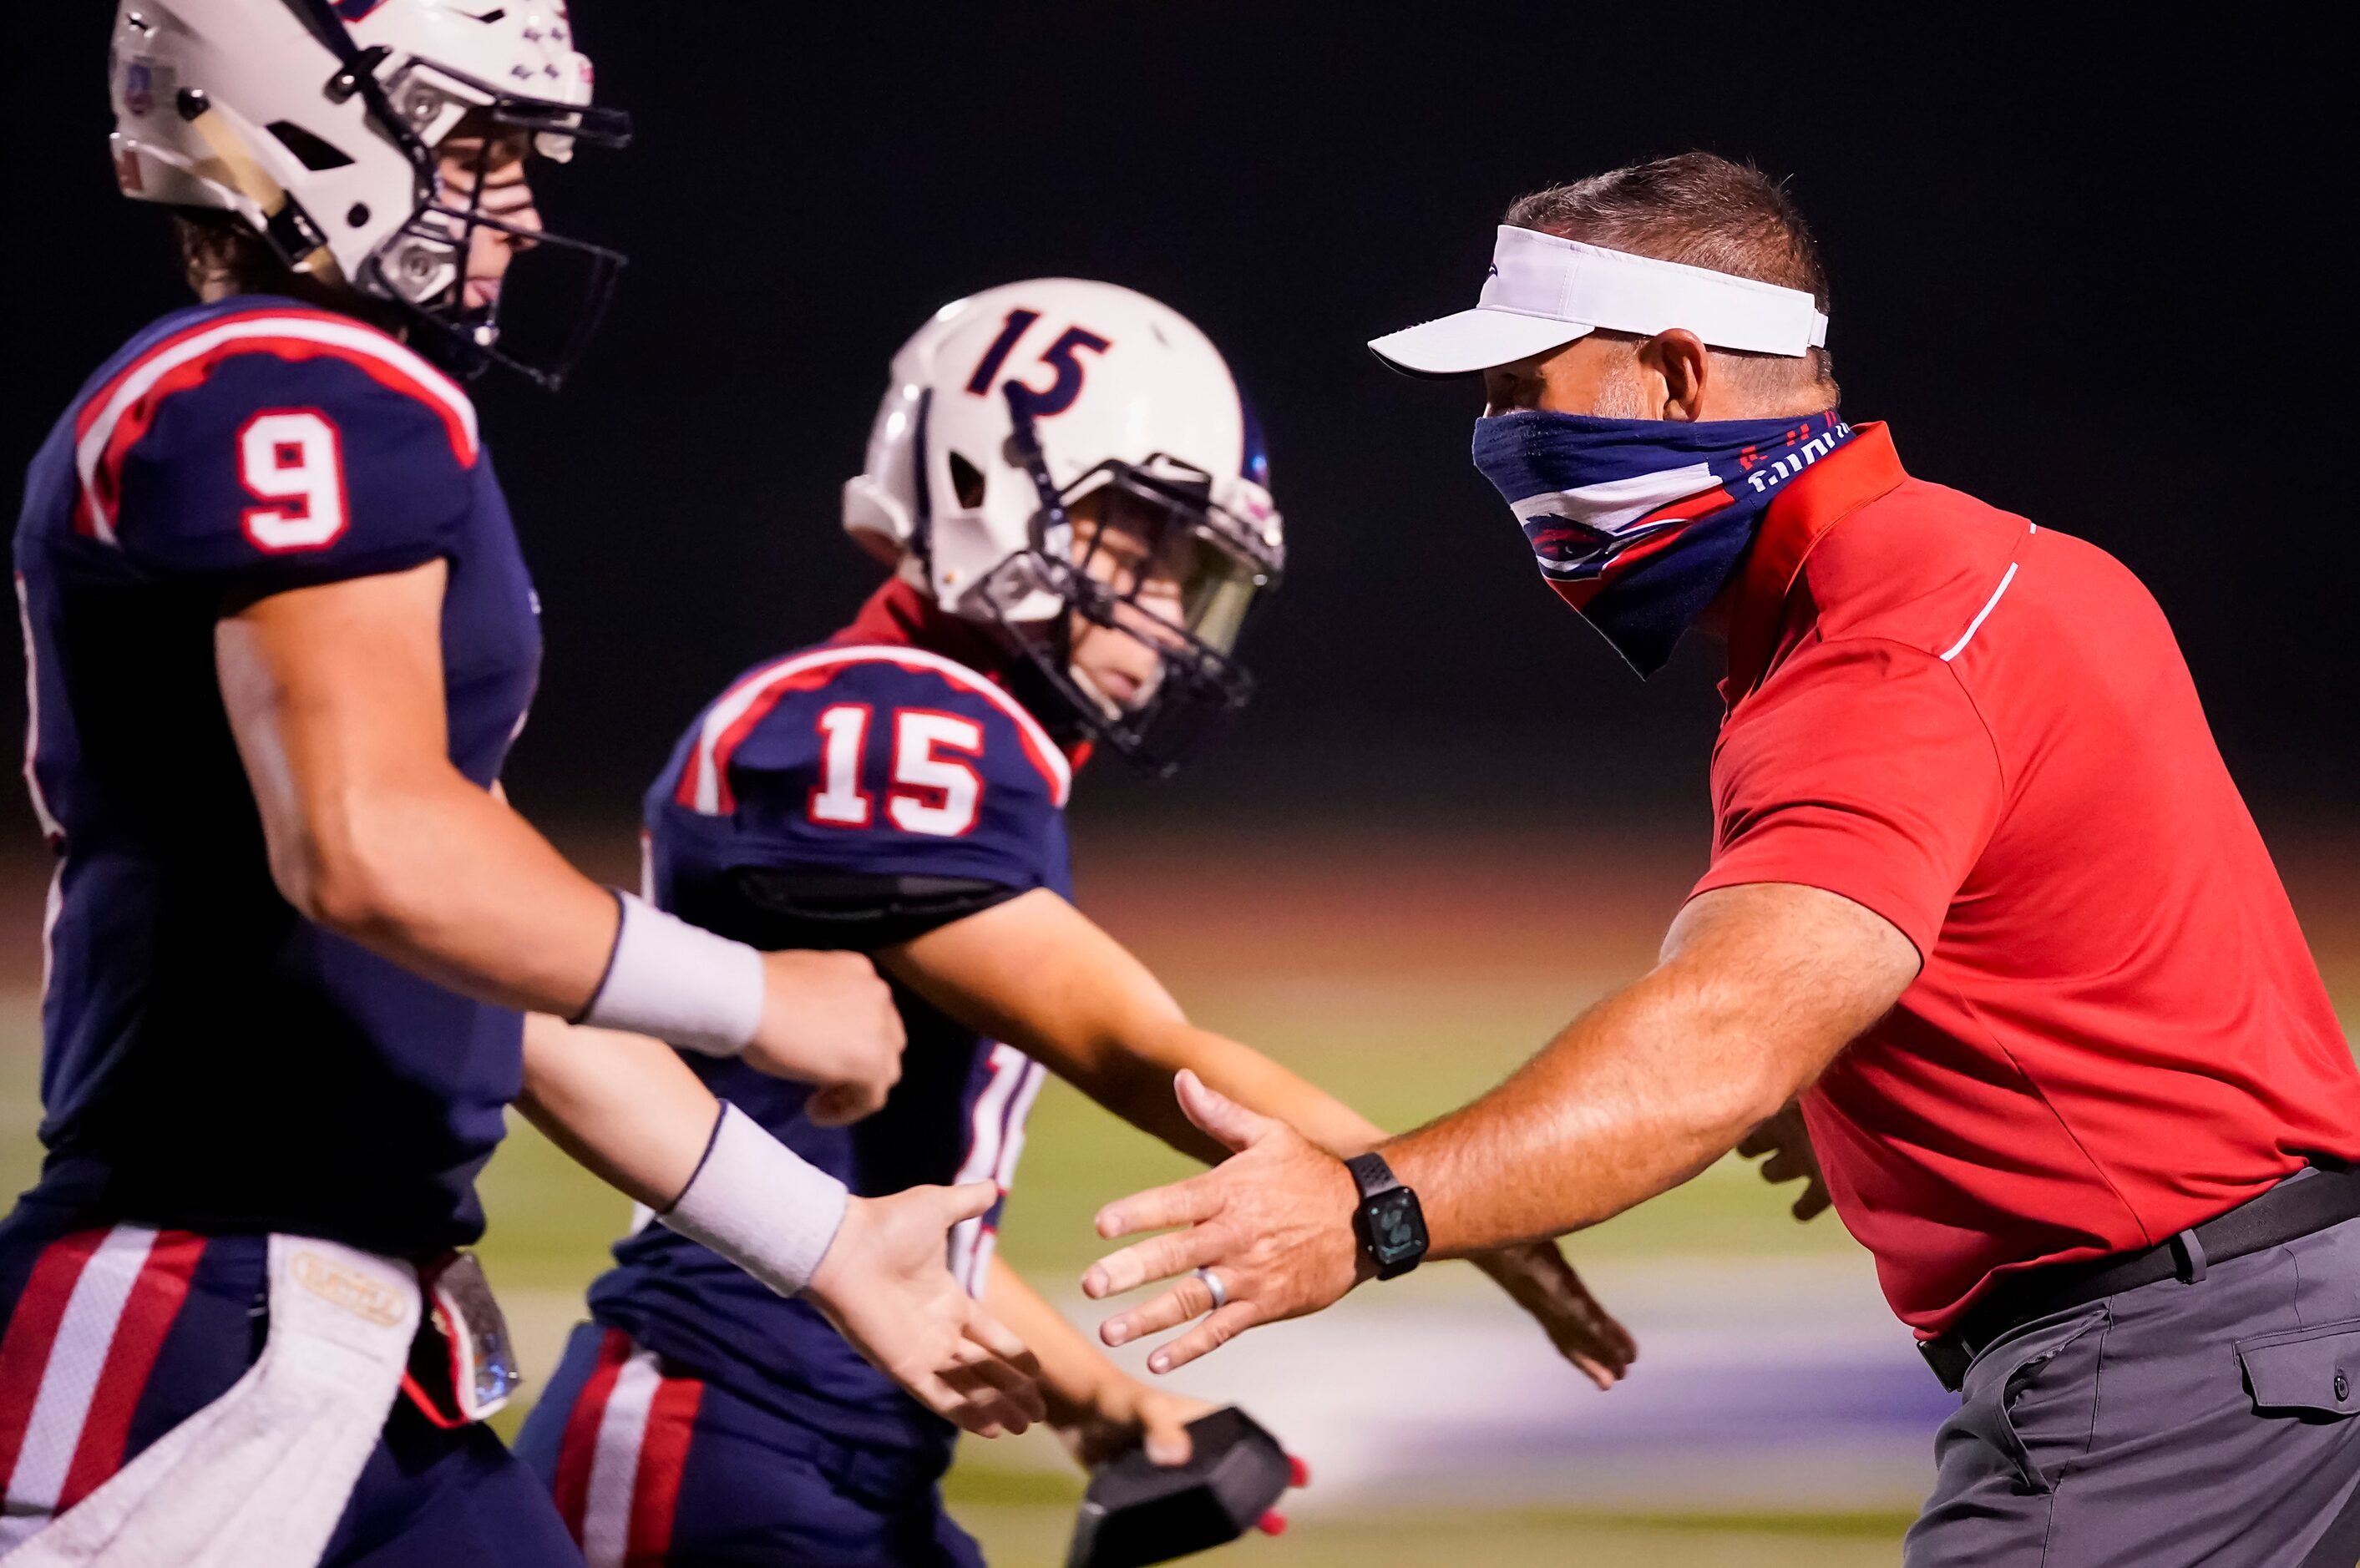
1368 225 1830 377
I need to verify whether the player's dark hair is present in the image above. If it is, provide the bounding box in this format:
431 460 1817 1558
172 209 291 296
171 209 403 326
1505 152 1839 405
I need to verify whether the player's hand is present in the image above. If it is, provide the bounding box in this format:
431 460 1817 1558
1736 1100 1831 1221
805 1182 1046 1438
747 949 904 1125
1469 1240 1635 1389
1057 1382 1308 1537
1083 1070 1367 1374
1058 1380 1221 1470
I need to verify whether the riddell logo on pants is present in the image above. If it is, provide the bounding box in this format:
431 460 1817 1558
292 1251 407 1326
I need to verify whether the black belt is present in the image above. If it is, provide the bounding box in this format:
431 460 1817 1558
1921 1163 2360 1392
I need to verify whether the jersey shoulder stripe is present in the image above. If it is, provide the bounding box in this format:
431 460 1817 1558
71 309 479 545
676 645 1071 816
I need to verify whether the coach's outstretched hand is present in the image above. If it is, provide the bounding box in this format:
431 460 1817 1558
1083 1070 1370 1373
747 949 906 1125
807 1181 1047 1436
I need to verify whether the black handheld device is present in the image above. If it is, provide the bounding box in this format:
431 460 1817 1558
1065 1406 1290 1568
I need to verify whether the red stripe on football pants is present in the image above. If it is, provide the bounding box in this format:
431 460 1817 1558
552 1328 633 1541
0 1230 109 1487
625 1373 703 1565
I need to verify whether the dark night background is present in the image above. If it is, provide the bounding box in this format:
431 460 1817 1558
8 8 2352 850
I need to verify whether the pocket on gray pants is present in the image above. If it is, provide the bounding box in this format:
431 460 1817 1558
2238 1316 2360 1420
1957 1306 2108 1495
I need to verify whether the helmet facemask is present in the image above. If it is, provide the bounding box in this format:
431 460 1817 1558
355 63 630 390
977 391 1284 779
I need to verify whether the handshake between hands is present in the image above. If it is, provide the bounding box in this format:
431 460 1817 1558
1079 1071 1638 1385
752 957 1658 1450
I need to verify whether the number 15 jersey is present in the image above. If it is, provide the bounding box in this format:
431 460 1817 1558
590 607 1072 1463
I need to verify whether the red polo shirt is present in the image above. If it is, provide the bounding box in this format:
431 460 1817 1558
1693 423 2360 1336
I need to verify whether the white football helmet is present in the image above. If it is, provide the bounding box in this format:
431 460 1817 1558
108 0 629 387
844 280 1286 776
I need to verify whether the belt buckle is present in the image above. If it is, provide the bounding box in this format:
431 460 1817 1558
1919 1334 1969 1393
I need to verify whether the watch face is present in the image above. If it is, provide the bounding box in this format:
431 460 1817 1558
1361 1186 1427 1267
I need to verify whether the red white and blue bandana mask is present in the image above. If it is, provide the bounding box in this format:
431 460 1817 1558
1471 408 1852 675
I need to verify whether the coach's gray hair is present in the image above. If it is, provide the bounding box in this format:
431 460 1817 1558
1505 153 1840 409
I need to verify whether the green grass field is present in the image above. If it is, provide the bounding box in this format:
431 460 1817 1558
1 822 2349 1565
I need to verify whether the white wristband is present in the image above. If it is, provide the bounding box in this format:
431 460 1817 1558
579 892 765 1056
661 1104 849 1297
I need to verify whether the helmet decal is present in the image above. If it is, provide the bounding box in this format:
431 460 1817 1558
963 309 1041 395
1004 327 1112 419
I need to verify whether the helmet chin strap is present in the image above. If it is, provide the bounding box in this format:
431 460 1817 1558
1002 384 1076 561
1001 381 1089 701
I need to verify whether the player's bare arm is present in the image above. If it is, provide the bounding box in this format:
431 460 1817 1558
216 559 905 1110
881 888 1379 1164
881 888 1635 1386
514 1013 1045 1436
1084 882 1917 1369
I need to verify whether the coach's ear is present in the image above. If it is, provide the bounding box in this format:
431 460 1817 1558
1637 328 1712 422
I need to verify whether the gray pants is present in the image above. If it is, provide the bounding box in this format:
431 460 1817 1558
1907 1201 2360 1567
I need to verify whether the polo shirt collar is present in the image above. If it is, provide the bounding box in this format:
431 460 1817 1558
1723 420 1908 698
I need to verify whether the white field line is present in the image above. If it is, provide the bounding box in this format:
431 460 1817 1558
500 1261 1947 1517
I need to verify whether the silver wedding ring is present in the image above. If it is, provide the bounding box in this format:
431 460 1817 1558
1194 1266 1228 1311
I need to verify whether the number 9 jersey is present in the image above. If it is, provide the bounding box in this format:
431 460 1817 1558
10 296 542 1257
582 585 1071 1464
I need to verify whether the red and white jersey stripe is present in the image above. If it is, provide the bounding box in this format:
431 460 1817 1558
551 1330 702 1568
676 645 1071 817
71 309 479 545
0 1225 206 1551
946 1044 1047 1296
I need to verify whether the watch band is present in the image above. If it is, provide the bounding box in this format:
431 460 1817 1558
1345 1152 1401 1201
1345 1151 1426 1281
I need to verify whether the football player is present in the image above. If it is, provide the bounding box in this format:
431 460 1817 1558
514 281 1637 1567
0 5 1040 1564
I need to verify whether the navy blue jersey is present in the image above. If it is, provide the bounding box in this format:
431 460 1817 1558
588 641 1071 1462
12 296 541 1257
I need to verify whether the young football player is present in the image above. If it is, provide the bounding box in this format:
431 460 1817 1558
515 281 1637 1567
0 6 1041 1564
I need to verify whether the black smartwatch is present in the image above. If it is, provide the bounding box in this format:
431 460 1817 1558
1345 1152 1428 1280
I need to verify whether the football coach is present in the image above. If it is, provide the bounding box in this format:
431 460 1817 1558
1078 153 2360 1566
